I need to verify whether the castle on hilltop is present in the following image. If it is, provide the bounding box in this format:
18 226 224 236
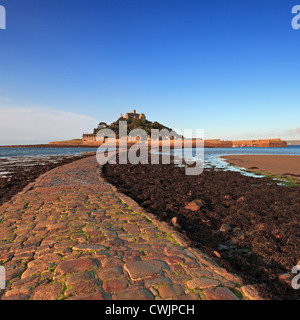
82 109 147 143
120 109 146 120
81 109 287 148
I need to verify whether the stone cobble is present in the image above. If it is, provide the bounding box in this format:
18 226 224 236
0 156 262 300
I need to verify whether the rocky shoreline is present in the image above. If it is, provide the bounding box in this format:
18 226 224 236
102 155 300 300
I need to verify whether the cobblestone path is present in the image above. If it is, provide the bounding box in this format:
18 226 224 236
0 156 262 300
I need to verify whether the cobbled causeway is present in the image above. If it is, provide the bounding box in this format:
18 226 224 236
0 156 262 300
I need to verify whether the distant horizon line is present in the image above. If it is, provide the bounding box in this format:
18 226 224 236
1 137 300 148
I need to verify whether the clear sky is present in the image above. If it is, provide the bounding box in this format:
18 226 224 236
0 0 300 144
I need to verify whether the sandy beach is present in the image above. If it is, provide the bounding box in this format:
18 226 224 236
221 155 300 177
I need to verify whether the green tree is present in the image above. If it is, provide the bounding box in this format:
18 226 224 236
93 117 180 139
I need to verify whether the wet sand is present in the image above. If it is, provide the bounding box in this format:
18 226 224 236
221 155 300 177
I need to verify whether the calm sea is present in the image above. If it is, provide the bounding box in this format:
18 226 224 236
0 147 98 158
1 145 300 159
0 145 299 177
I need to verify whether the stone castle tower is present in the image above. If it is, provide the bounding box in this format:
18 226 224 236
121 109 146 120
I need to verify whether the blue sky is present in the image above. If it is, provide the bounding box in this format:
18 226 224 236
0 0 300 144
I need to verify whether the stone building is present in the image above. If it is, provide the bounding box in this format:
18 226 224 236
82 133 98 142
120 109 146 120
232 138 287 148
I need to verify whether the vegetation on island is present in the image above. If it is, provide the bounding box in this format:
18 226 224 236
93 117 180 139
